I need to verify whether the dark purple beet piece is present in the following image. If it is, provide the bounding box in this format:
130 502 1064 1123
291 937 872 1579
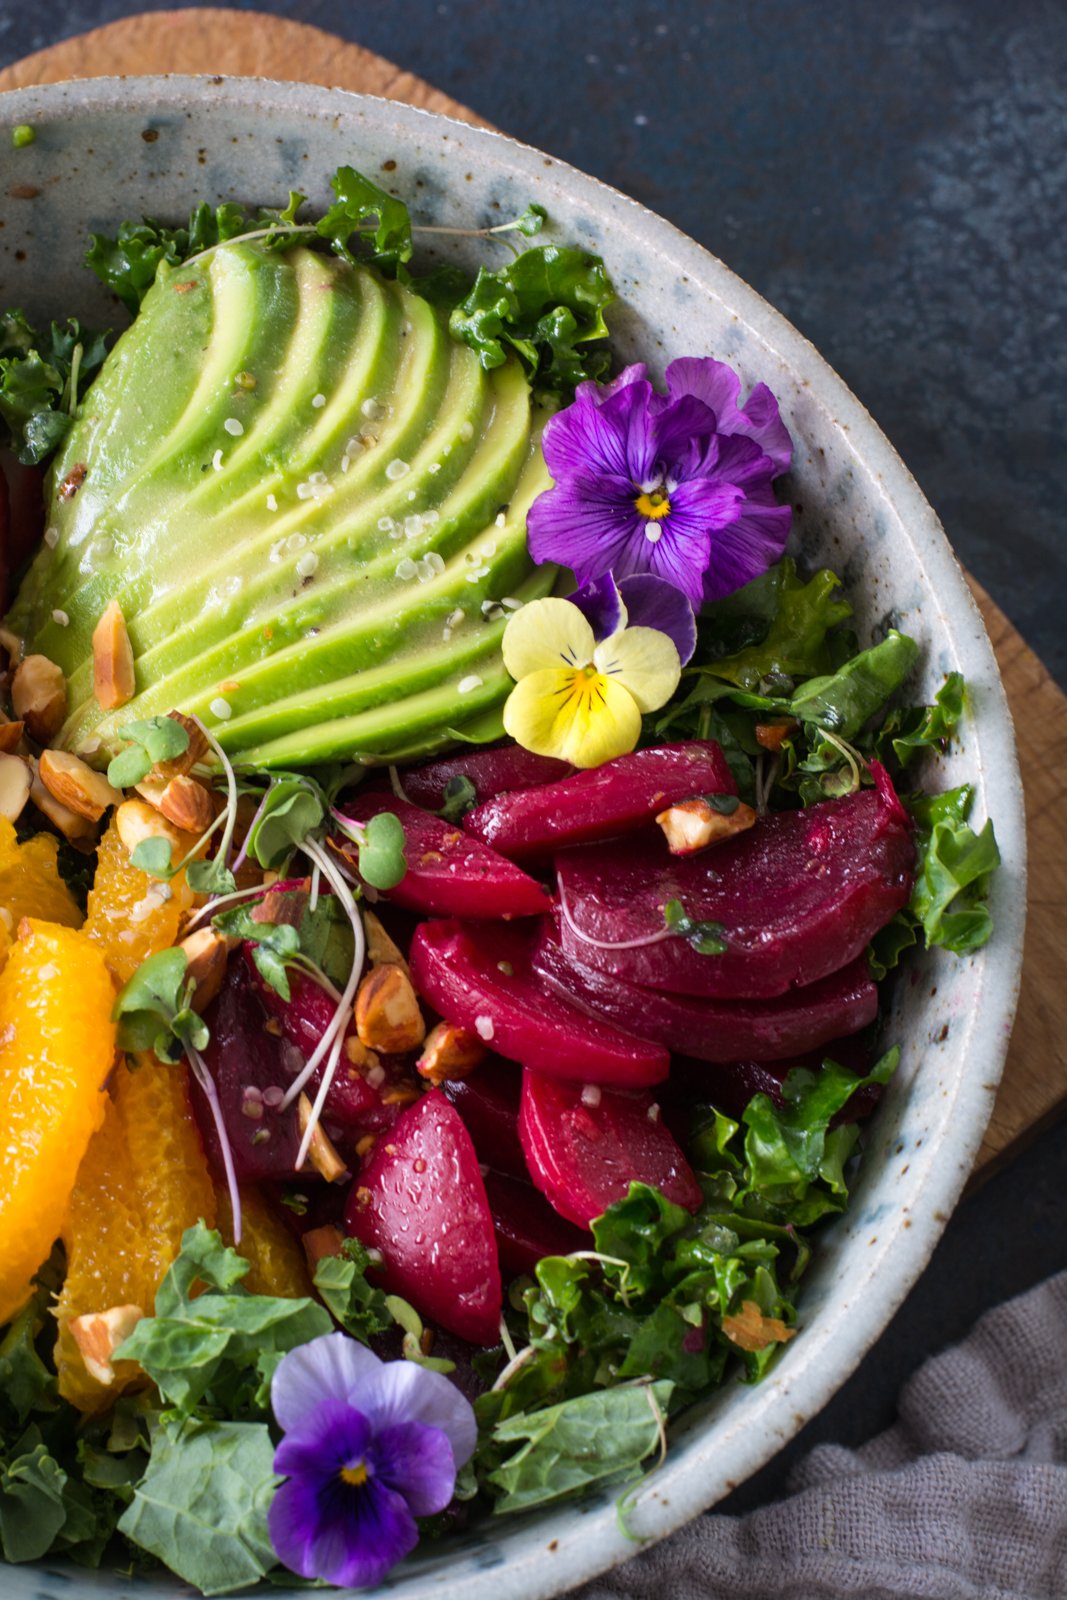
410 919 669 1087
191 962 303 1182
663 1037 882 1126
519 1071 703 1228
532 918 878 1061
344 1089 502 1346
462 741 737 861
483 1169 590 1275
555 787 914 999
339 793 552 919
442 1057 526 1179
400 744 572 810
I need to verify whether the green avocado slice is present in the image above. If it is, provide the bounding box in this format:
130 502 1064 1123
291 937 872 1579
8 242 556 766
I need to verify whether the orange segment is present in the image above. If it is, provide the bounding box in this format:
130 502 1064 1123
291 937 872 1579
56 1055 217 1412
84 814 199 983
0 919 116 1326
0 816 82 930
216 1184 313 1301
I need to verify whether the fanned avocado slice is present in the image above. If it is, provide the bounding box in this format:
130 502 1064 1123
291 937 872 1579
8 242 556 766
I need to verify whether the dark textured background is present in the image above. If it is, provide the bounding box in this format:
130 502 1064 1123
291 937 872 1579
2 0 1066 1510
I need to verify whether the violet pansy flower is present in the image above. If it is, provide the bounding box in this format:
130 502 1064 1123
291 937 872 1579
268 1332 476 1589
527 357 793 607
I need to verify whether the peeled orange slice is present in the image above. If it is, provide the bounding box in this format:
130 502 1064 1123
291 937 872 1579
84 814 199 984
0 815 82 931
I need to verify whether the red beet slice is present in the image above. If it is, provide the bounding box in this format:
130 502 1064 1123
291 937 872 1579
532 918 878 1061
519 1071 703 1228
191 962 304 1182
442 1057 526 1180
556 787 914 999
399 744 572 810
344 1089 502 1345
483 1169 590 1275
411 919 670 1087
462 741 737 860
339 794 552 919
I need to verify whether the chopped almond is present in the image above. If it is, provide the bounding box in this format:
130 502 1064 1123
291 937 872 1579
157 774 215 834
0 713 25 755
179 927 229 1012
11 653 66 743
30 766 96 845
0 752 31 823
656 796 758 857
417 1020 486 1084
38 747 122 822
355 963 425 1053
69 1304 145 1386
363 908 410 975
302 1224 344 1272
156 711 210 778
298 1095 350 1183
92 599 135 711
343 1034 381 1074
115 796 190 859
754 719 799 753
721 1298 795 1353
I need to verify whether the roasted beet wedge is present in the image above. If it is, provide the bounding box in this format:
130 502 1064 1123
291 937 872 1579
556 787 914 999
519 1071 703 1228
411 919 670 1087
462 741 737 860
533 919 878 1061
662 1038 882 1126
483 1169 589 1276
191 962 303 1182
339 794 552 919
442 1057 526 1180
344 1089 502 1345
399 744 572 811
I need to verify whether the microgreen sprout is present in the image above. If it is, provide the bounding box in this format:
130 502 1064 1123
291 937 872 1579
662 898 728 956
331 808 407 891
107 714 191 789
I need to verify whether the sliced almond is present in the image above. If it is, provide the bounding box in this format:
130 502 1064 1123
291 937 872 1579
298 1094 350 1184
179 927 229 1012
0 719 26 754
157 774 215 834
363 908 410 975
92 599 135 711
417 1020 486 1084
115 797 190 860
69 1303 145 1386
355 963 425 1053
0 752 31 823
30 767 96 844
38 747 122 822
11 653 66 743
302 1224 345 1272
656 797 758 856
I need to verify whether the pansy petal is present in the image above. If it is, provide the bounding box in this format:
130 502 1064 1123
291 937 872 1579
271 1332 382 1434
593 626 681 713
617 575 697 665
501 597 596 681
349 1356 479 1469
540 378 651 482
270 1472 418 1589
606 502 715 606
504 668 641 768
703 498 793 602
691 430 776 493
372 1420 457 1516
649 392 717 470
666 358 792 471
273 1398 371 1484
575 362 648 408
527 479 644 581
570 572 627 641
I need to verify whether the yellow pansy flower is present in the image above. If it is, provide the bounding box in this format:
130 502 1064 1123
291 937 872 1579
501 596 681 769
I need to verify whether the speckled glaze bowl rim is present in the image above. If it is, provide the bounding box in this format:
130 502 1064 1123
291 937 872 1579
0 73 1026 1600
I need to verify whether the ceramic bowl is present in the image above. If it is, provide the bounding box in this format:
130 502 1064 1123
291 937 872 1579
0 75 1025 1600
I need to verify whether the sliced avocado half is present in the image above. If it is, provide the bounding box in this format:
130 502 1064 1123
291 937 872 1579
8 242 556 766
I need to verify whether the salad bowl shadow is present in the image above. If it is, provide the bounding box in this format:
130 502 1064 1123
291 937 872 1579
0 74 1025 1600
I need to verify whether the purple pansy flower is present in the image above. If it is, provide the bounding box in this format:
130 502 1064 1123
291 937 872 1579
570 570 697 664
268 1332 477 1589
527 357 793 607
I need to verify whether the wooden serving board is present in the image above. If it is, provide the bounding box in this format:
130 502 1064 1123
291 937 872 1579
1 10 1063 1180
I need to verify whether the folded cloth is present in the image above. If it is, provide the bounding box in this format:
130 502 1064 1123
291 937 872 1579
573 1269 1067 1600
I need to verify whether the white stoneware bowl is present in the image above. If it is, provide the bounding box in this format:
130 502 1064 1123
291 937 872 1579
0 75 1025 1600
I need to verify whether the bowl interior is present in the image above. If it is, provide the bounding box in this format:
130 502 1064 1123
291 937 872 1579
0 76 1025 1600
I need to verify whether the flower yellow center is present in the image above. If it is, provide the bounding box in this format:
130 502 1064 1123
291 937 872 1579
634 488 671 520
556 666 609 709
340 1463 369 1487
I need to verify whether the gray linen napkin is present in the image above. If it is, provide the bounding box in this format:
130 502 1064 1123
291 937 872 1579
574 1269 1067 1600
